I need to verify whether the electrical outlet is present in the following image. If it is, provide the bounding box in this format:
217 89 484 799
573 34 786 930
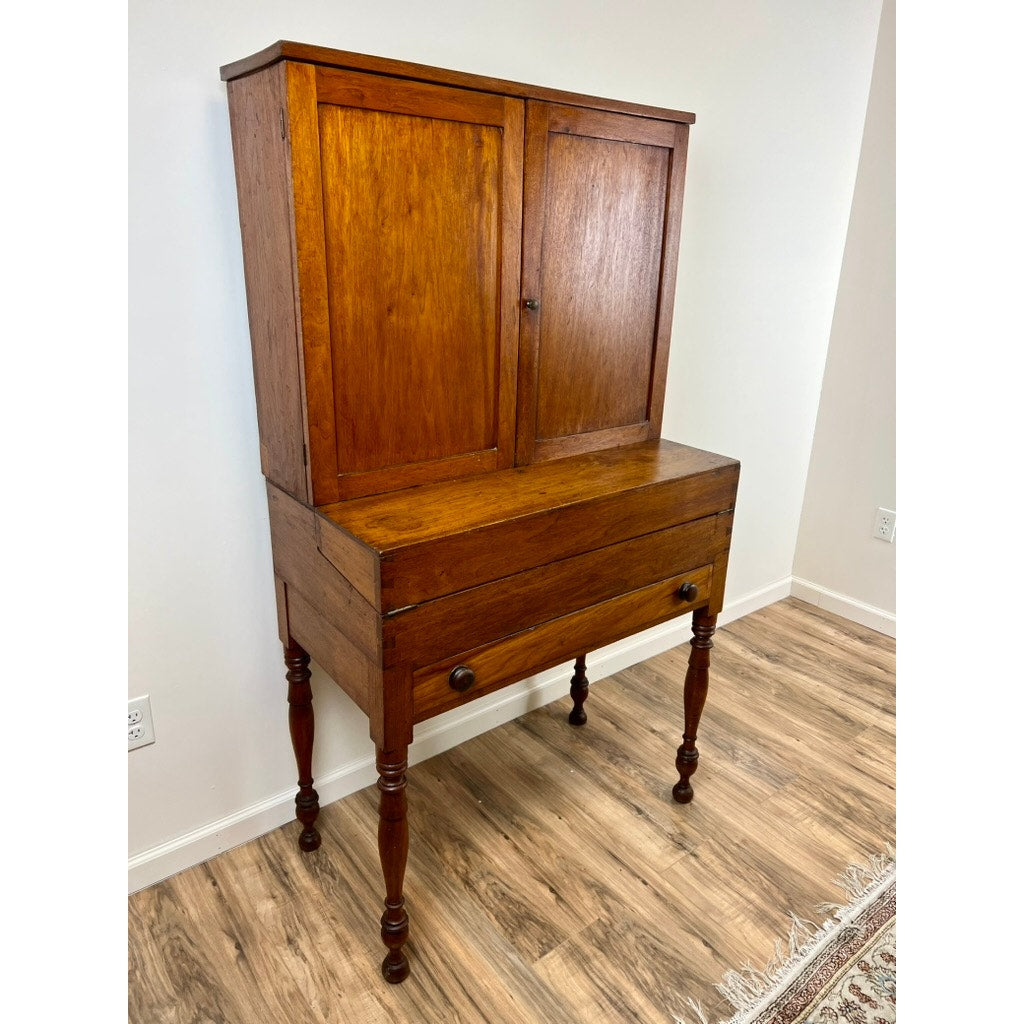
872 507 896 543
128 695 155 751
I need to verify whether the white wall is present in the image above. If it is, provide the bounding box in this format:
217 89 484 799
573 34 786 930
793 0 896 632
127 0 883 888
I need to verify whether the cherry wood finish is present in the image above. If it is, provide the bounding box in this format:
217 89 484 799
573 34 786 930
376 746 410 983
318 440 739 610
517 104 689 463
568 655 589 726
673 609 717 804
227 51 696 506
221 40 697 125
385 514 729 668
321 108 502 470
409 563 714 724
223 43 738 984
284 639 321 851
317 70 522 497
277 64 525 503
226 65 311 502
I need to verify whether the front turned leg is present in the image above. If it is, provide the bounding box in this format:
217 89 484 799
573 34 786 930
673 609 717 804
568 654 589 725
377 746 411 983
284 639 321 852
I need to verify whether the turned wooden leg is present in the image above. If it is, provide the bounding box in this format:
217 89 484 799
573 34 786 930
377 746 410 983
673 609 717 804
568 654 589 725
285 639 321 852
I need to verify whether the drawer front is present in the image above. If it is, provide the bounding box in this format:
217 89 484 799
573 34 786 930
385 513 730 668
411 562 713 724
380 462 739 608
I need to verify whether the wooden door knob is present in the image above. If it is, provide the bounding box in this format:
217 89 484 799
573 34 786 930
677 582 700 602
524 298 540 310
448 665 476 692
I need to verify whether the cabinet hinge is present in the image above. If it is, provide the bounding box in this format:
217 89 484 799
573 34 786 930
302 443 308 466
279 109 286 140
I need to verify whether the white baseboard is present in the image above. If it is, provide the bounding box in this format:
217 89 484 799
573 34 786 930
790 576 896 638
719 576 793 626
127 578 791 894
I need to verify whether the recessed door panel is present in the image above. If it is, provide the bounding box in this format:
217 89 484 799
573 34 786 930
289 64 523 501
535 131 668 438
320 106 501 471
517 102 689 464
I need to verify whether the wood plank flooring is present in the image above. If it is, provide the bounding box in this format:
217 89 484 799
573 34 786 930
128 597 895 1024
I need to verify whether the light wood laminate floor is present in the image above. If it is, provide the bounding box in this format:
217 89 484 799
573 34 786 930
128 597 896 1023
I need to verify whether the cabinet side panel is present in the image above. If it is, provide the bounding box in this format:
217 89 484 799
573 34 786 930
227 70 308 500
265 482 381 662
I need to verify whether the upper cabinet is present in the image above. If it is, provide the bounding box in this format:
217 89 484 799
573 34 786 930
223 43 694 505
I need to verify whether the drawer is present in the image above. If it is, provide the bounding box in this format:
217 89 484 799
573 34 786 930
411 562 713 724
385 514 730 668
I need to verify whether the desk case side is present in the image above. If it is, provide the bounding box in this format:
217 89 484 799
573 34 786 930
226 65 311 503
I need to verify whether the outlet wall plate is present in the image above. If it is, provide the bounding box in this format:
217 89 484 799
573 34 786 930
128 695 155 751
872 507 896 543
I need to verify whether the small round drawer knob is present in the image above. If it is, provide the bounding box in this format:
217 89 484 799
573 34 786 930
677 582 700 602
524 298 540 310
448 665 476 692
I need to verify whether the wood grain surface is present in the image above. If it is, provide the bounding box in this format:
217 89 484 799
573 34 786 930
283 61 339 506
320 107 502 470
409 564 713 724
321 441 736 548
314 74 523 496
225 48 698 510
226 66 309 501
266 483 380 661
219 42 697 127
129 598 895 1024
534 123 668 439
317 440 739 610
515 103 687 465
386 516 726 667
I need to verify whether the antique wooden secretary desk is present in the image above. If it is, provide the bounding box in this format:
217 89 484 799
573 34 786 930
221 41 740 983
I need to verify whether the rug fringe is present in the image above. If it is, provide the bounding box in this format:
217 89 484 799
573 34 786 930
672 996 712 1024
831 844 894 903
712 849 895 1024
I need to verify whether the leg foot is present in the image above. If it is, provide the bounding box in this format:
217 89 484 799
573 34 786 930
673 610 717 804
285 640 321 852
381 947 410 984
377 747 410 982
568 654 589 726
671 774 695 805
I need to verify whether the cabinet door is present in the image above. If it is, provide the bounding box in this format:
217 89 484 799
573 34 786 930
516 102 689 464
285 63 524 502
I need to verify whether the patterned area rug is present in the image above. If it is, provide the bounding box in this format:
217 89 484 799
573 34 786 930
678 852 895 1024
